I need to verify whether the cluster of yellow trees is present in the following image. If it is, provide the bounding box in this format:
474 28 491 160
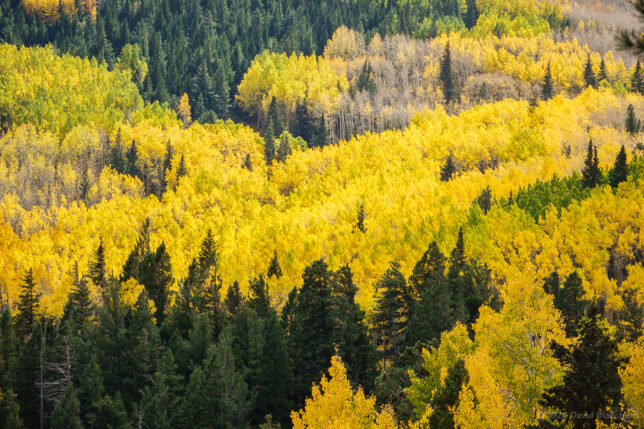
0 42 641 318
22 0 97 22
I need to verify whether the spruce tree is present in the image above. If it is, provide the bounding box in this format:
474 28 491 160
544 272 589 337
599 57 608 82
50 385 83 429
539 305 625 428
625 104 641 136
312 116 329 147
631 60 643 94
440 154 456 181
541 62 554 100
294 102 315 142
427 359 469 428
370 263 412 366
464 0 479 29
476 185 492 214
287 259 336 407
267 96 284 138
137 242 173 324
263 115 276 165
140 370 172 429
331 265 378 392
353 202 367 233
356 61 377 95
583 54 596 88
408 241 446 300
15 323 42 428
223 281 244 316
89 241 107 289
581 139 602 189
125 142 140 178
243 154 253 171
68 276 94 329
440 42 457 105
609 145 628 188
90 392 130 429
0 309 20 428
14 269 41 338
267 250 282 279
276 134 292 162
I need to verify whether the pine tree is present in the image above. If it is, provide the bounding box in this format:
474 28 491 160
331 265 378 392
312 116 329 147
427 359 469 428
223 281 244 316
356 60 377 95
287 259 336 408
543 272 589 337
539 305 625 427
581 139 602 188
440 154 456 181
125 142 140 178
294 102 315 142
136 242 173 324
276 134 292 162
476 185 492 214
110 131 126 174
15 323 42 428
176 154 187 180
609 145 629 188
267 96 284 137
464 0 479 29
370 263 412 366
353 202 367 233
625 104 641 136
79 168 90 201
0 387 22 429
68 276 94 330
599 57 608 83
631 60 643 94
140 370 172 429
179 332 250 428
14 269 41 338
440 42 457 105
243 154 253 171
0 310 20 428
50 385 83 429
90 392 130 429
541 62 554 100
583 55 596 88
89 241 107 289
264 116 276 165
408 241 446 301
267 250 282 279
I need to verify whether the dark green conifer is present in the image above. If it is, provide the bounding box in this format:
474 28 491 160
599 57 608 82
631 60 643 94
15 323 42 428
440 154 456 181
267 96 285 138
223 281 244 316
625 104 641 136
50 385 83 429
427 360 469 428
609 145 629 188
267 250 282 279
476 185 492 214
90 392 130 429
583 54 596 88
353 202 367 233
440 42 457 105
581 139 602 188
14 269 41 338
541 62 554 100
89 241 107 289
464 0 479 29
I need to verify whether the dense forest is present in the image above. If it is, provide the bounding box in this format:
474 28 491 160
1 0 644 428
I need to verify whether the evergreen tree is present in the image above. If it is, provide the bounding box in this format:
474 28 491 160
90 392 130 429
370 263 412 366
89 241 107 289
331 265 378 392
137 242 173 324
267 250 283 279
110 134 126 174
476 185 492 214
625 104 641 136
631 60 643 94
0 387 22 429
287 259 336 407
276 133 292 162
140 370 172 429
356 61 377 95
68 276 94 329
599 57 608 82
440 154 456 181
353 202 367 233
179 332 250 428
541 62 554 100
125 142 140 178
50 384 83 429
312 116 330 147
14 323 42 428
243 153 253 171
543 272 589 337
583 54 596 88
439 42 457 105
609 145 629 188
408 241 446 301
539 305 625 428
14 269 41 338
0 310 21 428
79 168 90 201
427 359 469 428
263 116 276 165
267 96 284 137
176 154 187 181
581 139 602 189
464 0 479 29
294 102 315 142
223 281 244 316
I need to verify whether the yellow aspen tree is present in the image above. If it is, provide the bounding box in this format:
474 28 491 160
178 93 192 128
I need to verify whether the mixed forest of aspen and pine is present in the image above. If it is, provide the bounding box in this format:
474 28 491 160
1 0 644 427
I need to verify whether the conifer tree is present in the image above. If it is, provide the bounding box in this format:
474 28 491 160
581 139 602 188
137 243 173 324
264 116 276 165
631 60 643 94
440 154 456 181
356 61 377 95
541 62 554 100
140 370 172 429
353 202 367 233
0 309 18 392
609 145 629 188
599 57 608 82
14 269 41 338
287 259 336 408
312 116 329 147
625 104 641 136
331 266 378 392
583 55 596 88
243 154 253 171
176 154 187 180
276 134 292 162
543 272 589 337
427 359 469 428
267 250 282 279
89 241 107 290
370 263 412 366
464 0 479 29
539 305 625 427
408 241 446 301
15 323 42 428
90 392 129 429
476 185 492 214
125 142 140 178
439 42 457 105
50 384 83 429
223 281 244 316
267 96 284 137
294 102 315 142
68 276 94 329
79 168 90 201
